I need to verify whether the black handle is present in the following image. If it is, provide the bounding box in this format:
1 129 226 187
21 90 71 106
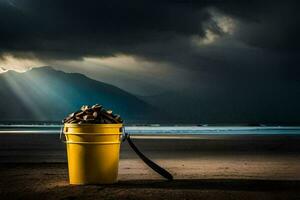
125 133 173 181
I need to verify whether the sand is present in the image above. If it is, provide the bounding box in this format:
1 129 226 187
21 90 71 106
0 133 300 199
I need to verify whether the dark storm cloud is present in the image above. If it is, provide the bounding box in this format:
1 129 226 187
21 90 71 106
0 0 211 60
0 0 299 62
0 0 300 89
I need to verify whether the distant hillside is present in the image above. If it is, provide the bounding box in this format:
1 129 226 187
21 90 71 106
140 86 300 125
0 66 155 123
1 66 299 125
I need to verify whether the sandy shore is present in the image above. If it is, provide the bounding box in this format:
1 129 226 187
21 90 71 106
1 133 300 199
1 163 300 200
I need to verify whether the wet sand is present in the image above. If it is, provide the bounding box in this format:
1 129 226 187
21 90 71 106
1 133 300 199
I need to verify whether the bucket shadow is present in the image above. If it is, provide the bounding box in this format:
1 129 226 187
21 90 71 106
110 179 300 191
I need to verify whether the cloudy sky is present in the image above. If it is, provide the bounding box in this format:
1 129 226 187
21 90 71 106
0 0 299 98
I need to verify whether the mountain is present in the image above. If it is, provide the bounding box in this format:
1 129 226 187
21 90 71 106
1 66 299 125
141 85 300 125
0 66 155 123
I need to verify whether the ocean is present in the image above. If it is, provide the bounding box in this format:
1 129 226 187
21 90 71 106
1 124 300 163
0 125 300 135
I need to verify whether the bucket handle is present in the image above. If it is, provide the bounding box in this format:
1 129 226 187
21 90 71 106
122 127 173 181
60 126 67 143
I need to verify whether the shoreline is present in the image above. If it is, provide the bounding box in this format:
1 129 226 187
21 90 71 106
1 133 300 163
1 125 300 137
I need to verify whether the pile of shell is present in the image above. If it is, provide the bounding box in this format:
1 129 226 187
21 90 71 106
63 104 123 124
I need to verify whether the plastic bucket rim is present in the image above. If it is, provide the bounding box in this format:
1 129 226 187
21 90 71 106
64 123 123 128
66 141 121 144
64 132 122 135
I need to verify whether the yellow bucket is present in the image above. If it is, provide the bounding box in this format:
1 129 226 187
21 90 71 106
63 123 123 185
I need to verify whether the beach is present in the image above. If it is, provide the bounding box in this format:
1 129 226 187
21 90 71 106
1 132 300 199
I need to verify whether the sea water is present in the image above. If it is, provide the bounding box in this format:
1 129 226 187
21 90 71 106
0 125 300 135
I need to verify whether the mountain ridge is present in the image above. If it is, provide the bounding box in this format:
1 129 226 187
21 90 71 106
0 66 156 123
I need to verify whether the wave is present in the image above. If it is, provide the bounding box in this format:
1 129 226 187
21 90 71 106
0 125 300 135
